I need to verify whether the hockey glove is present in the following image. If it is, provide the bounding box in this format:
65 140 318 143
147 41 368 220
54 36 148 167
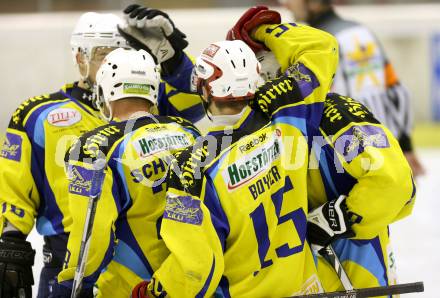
307 195 355 250
226 6 281 52
118 4 188 75
0 232 35 298
131 281 150 298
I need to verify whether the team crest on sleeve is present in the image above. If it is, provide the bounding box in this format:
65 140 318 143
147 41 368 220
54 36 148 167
47 108 82 127
334 125 389 162
0 133 22 162
164 195 203 225
68 165 93 196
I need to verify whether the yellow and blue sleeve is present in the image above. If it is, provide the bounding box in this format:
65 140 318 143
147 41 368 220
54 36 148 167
317 95 415 239
253 23 339 104
0 125 40 235
148 168 224 298
57 159 119 290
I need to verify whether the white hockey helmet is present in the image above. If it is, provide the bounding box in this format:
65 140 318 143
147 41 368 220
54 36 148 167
256 50 282 81
191 40 262 102
70 12 129 64
95 48 160 121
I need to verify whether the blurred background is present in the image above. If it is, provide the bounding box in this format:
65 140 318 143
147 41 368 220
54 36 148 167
1 0 439 297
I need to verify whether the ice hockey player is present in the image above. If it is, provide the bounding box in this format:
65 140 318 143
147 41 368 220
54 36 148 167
131 22 339 296
227 6 416 295
52 48 200 297
0 12 129 298
279 0 425 177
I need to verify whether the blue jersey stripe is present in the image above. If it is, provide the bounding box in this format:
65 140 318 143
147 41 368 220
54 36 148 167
203 178 230 251
196 255 216 298
333 238 388 287
113 240 151 280
115 216 155 278
26 101 72 235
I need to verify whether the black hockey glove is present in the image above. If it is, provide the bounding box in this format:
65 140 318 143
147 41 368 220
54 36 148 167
0 233 35 298
118 4 188 76
307 195 355 250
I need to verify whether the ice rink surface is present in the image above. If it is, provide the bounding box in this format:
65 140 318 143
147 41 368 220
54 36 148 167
28 149 440 297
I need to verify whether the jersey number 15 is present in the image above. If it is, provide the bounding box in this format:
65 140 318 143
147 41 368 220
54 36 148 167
249 176 306 275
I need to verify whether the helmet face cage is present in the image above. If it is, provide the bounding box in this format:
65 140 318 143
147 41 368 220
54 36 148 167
70 12 129 66
256 50 282 81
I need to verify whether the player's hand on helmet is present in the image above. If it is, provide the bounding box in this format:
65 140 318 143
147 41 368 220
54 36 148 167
226 6 281 52
0 232 35 298
131 280 150 298
307 195 355 251
118 4 188 72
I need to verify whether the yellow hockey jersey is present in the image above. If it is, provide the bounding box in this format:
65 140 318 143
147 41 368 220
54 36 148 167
57 115 200 297
0 76 204 237
147 23 339 297
251 21 415 292
307 93 415 292
0 83 105 236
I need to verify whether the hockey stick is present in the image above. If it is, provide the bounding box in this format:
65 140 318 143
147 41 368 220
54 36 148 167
71 158 107 298
290 281 424 298
318 245 353 290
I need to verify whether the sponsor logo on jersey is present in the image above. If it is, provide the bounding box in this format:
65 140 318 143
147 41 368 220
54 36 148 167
123 83 150 95
177 142 210 191
47 108 82 127
238 132 267 153
164 195 203 225
224 137 281 190
12 94 49 125
324 95 370 123
335 125 389 162
68 165 93 197
133 132 191 157
82 125 121 158
203 44 220 58
0 133 22 162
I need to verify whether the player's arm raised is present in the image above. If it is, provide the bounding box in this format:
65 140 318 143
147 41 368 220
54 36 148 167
227 6 338 105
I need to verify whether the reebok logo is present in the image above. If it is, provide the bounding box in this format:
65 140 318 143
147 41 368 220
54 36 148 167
239 133 267 153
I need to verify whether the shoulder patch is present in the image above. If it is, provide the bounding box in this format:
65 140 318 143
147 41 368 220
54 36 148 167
334 125 390 162
321 93 379 136
0 132 23 162
67 165 93 197
164 195 203 225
